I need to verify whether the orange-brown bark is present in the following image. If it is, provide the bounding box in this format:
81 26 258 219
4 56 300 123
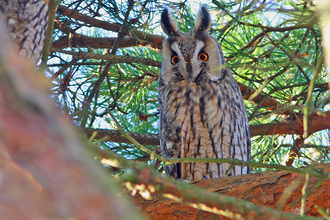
131 165 330 219
250 111 330 136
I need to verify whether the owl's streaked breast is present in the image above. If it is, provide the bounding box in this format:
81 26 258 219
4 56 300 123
160 76 249 181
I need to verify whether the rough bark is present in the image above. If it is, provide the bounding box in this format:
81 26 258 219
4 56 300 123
131 164 330 219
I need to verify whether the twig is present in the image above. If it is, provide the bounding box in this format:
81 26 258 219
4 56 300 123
41 0 62 70
303 54 324 138
315 205 330 220
290 178 323 208
78 0 135 127
300 173 310 216
248 78 269 101
276 175 304 211
107 109 162 161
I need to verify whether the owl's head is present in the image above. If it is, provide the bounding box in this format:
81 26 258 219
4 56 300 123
160 6 226 85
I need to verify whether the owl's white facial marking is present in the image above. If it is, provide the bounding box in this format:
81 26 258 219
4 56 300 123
191 40 206 80
193 40 205 60
169 42 181 65
170 42 181 58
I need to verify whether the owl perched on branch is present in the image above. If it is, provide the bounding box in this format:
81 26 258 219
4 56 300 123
158 6 251 181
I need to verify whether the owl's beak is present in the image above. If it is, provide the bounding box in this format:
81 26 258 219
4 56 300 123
186 62 193 79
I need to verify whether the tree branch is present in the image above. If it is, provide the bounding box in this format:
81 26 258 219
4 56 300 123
128 163 330 219
41 0 59 69
50 48 161 67
56 5 163 49
85 111 330 145
96 149 325 219
52 35 160 50
84 128 160 146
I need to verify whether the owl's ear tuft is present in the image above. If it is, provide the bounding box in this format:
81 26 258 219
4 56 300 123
195 6 211 34
161 8 178 36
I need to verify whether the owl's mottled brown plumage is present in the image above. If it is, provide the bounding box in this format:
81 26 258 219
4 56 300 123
159 6 251 181
0 0 48 64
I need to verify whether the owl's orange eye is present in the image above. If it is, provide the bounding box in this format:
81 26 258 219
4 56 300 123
171 55 180 65
198 52 208 61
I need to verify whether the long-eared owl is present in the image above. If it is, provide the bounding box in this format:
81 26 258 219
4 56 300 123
158 6 251 181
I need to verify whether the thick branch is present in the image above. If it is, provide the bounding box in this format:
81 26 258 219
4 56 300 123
52 35 159 49
85 111 330 145
249 111 330 136
98 148 326 219
130 164 330 219
56 5 163 49
53 19 161 50
51 48 161 68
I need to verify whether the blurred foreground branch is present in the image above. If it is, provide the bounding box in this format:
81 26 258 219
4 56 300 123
0 21 143 219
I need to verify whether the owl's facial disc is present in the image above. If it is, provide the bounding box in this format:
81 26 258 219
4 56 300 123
170 40 207 83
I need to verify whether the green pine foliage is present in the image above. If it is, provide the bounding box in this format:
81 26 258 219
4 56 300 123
48 0 329 174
